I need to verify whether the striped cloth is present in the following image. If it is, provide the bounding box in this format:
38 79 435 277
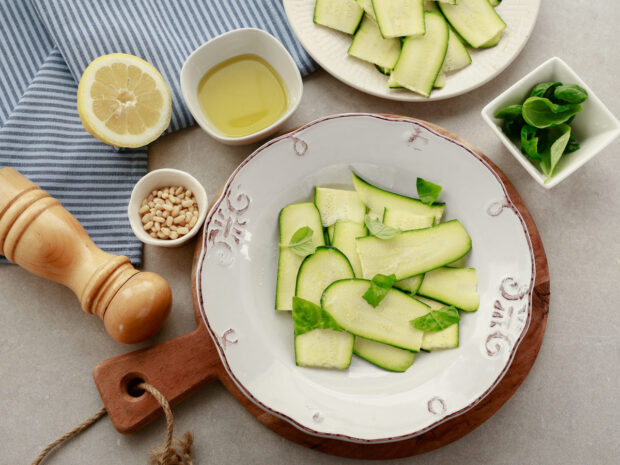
0 0 316 265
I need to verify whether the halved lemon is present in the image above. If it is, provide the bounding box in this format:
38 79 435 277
77 53 172 148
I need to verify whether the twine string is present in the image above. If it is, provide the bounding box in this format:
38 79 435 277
30 382 193 465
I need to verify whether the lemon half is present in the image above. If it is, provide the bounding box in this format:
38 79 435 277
77 53 172 148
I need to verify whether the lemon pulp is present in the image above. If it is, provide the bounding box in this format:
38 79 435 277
197 54 288 138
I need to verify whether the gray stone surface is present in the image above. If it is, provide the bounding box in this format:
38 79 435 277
1 1 619 463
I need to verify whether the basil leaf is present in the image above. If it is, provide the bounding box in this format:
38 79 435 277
363 273 397 308
494 104 522 120
522 97 581 129
529 81 562 98
520 124 541 160
565 133 580 153
411 306 460 332
503 115 525 139
280 226 315 257
292 297 343 336
365 214 400 240
540 125 571 180
553 84 588 104
416 177 442 205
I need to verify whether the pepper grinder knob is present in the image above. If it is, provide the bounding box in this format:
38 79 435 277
0 168 172 344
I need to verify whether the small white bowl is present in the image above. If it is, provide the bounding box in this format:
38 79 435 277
481 57 620 189
128 169 208 247
180 28 303 146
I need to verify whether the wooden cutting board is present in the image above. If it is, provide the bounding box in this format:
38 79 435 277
93 117 550 459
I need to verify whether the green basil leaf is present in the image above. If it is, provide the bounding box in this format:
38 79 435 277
522 97 581 129
362 273 397 308
520 124 542 160
540 125 571 180
364 214 400 240
494 104 522 120
565 133 580 153
503 115 525 139
416 177 442 205
411 306 460 332
553 84 588 104
280 226 315 257
529 81 562 98
292 297 342 336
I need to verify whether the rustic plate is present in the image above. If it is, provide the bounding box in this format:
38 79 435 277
196 113 536 442
283 0 541 101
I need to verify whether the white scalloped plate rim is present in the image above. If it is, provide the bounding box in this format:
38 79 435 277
283 0 541 101
196 113 535 443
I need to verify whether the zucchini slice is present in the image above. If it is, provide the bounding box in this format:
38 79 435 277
383 208 435 230
356 220 472 280
382 208 431 293
354 337 415 372
442 27 472 72
314 187 366 227
372 0 425 38
415 296 459 350
295 246 354 305
438 0 506 48
314 0 364 34
434 72 446 89
352 172 445 223
275 203 325 310
322 279 428 351
292 297 354 369
393 274 424 293
423 0 439 12
295 329 354 369
418 266 479 311
391 11 449 97
331 221 367 277
348 15 402 69
356 0 377 20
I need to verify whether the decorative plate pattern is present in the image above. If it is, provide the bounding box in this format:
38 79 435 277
283 0 541 101
196 114 535 442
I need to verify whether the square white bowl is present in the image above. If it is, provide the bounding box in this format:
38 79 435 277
180 28 303 146
481 57 620 188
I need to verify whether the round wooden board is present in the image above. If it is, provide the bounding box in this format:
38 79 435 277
93 116 549 459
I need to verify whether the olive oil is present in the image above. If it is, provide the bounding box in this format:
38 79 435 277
197 54 288 138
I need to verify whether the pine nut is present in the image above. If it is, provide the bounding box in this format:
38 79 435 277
143 221 153 230
181 199 192 208
175 186 183 195
166 216 173 227
154 222 161 231
153 216 165 223
177 227 189 235
138 205 149 214
170 231 178 239
174 215 185 225
141 213 152 224
157 231 167 239
171 206 180 216
189 216 197 228
161 227 170 235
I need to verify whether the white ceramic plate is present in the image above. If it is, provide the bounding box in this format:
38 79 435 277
196 114 535 442
283 0 541 101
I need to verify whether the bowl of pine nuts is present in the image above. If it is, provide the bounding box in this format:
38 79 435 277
128 168 208 247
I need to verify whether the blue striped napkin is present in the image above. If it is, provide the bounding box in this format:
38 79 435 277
0 0 316 265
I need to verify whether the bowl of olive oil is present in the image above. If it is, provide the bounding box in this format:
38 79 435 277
181 28 303 145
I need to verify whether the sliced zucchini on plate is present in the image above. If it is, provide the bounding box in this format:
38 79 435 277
293 297 354 369
276 203 324 310
352 172 445 223
348 15 401 69
356 220 472 280
418 266 480 311
314 0 364 34
295 246 354 305
354 336 415 372
415 296 459 350
315 187 366 226
321 279 428 351
438 0 506 48
391 11 449 97
372 0 425 38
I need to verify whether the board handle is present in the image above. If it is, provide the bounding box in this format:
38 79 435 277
93 325 220 433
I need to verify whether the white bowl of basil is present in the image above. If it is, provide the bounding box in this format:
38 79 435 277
481 56 620 189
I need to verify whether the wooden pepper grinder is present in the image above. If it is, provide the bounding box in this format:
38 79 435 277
0 168 172 344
